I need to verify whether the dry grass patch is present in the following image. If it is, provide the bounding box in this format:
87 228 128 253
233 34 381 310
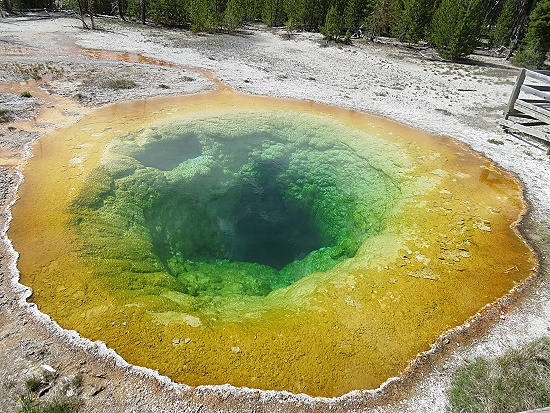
447 337 550 412
101 79 137 89
0 109 11 123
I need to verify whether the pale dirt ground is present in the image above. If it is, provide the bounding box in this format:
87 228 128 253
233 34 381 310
0 14 549 413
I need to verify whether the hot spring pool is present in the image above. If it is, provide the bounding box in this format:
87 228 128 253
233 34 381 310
9 88 536 397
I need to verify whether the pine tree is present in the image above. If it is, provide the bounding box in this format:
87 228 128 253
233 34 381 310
243 0 263 20
284 0 305 32
483 0 505 26
147 0 187 25
262 0 284 26
514 0 550 67
431 0 487 60
490 0 516 47
302 0 331 30
365 0 395 39
320 4 343 39
392 0 433 43
188 0 212 31
147 0 166 23
225 0 245 31
342 0 369 33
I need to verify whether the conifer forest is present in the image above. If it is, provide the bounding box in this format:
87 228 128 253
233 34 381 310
2 0 549 68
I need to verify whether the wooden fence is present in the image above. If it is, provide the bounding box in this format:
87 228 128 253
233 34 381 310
501 69 550 144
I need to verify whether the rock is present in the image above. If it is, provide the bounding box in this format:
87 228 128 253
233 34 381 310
40 364 56 374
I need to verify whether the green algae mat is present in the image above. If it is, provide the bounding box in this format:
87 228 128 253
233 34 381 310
9 89 536 397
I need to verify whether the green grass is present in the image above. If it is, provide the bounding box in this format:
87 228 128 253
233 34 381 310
20 393 41 413
447 337 550 413
18 373 83 413
487 138 504 145
21 91 32 98
20 394 81 413
25 376 43 393
41 397 81 413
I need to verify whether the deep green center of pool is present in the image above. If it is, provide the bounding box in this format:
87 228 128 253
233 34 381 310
71 111 401 299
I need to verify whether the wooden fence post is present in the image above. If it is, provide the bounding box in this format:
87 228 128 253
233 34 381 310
504 69 526 119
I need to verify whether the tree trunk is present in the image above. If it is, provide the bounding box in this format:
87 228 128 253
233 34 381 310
504 0 536 59
111 0 125 20
140 0 146 24
117 0 125 20
3 0 12 13
88 0 95 29
77 0 90 29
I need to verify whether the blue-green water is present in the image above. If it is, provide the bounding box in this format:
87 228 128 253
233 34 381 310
71 111 401 299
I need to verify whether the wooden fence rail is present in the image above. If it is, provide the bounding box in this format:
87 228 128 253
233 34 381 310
501 68 550 143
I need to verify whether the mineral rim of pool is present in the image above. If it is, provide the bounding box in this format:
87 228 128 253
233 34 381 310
9 87 536 397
